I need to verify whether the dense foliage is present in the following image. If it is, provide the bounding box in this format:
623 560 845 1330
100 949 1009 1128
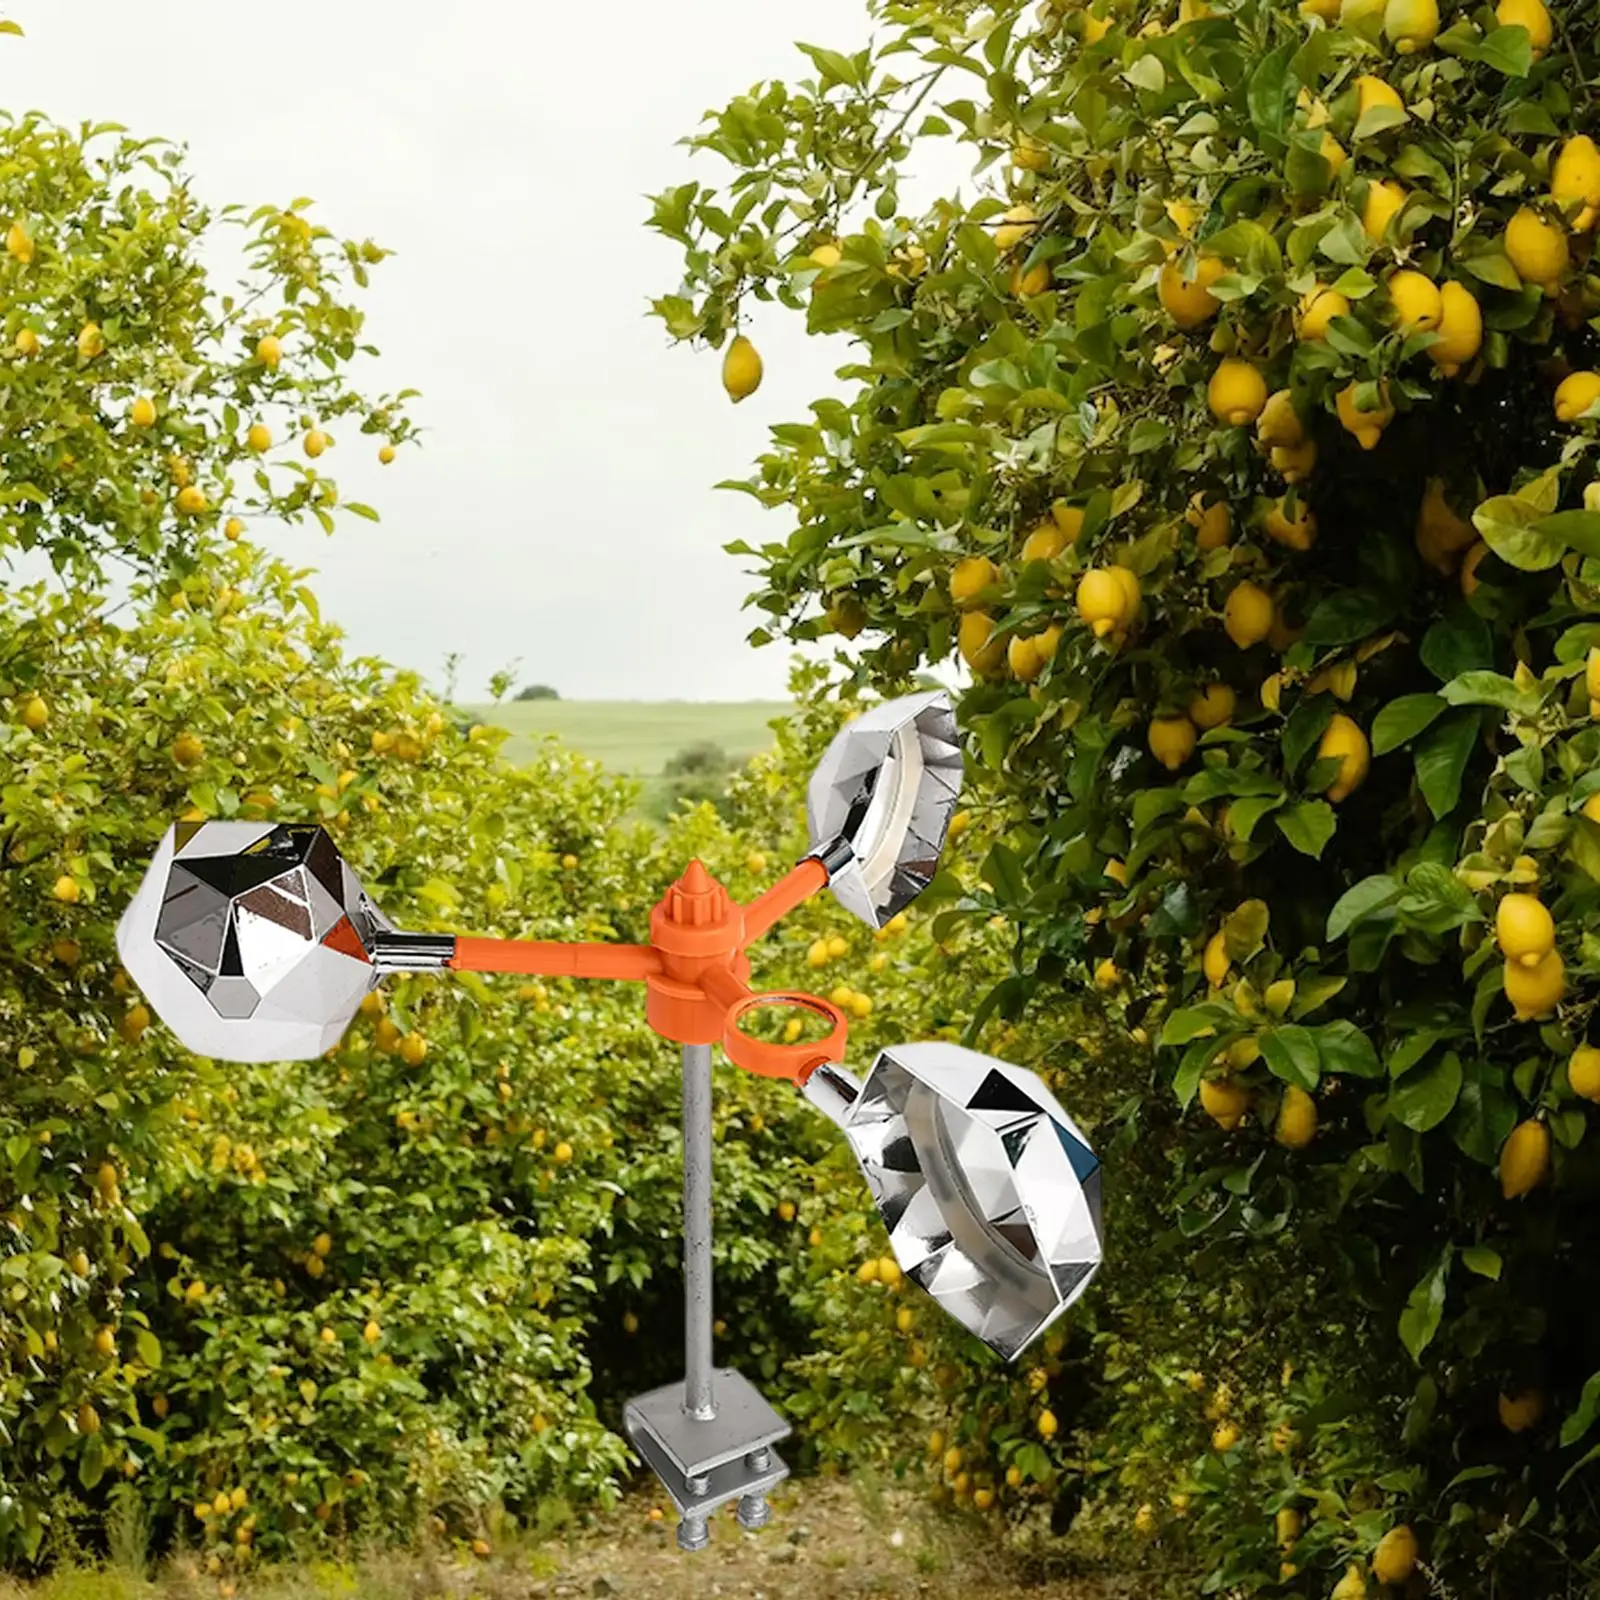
651 0 1600 1592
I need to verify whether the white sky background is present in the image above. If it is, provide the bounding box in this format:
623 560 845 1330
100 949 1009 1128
12 1 979 702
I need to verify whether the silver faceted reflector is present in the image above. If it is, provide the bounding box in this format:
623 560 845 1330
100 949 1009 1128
803 1041 1102 1361
116 821 390 1062
805 690 962 930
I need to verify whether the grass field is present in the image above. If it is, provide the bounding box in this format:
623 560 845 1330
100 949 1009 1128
456 700 791 778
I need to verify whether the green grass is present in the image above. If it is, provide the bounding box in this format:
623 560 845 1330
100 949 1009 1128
455 701 790 777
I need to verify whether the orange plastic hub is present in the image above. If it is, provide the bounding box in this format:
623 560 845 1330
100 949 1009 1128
446 856 850 1083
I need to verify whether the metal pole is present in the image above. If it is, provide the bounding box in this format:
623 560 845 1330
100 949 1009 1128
681 1042 716 1422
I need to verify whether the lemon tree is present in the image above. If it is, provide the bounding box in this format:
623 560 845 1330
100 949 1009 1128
652 0 1600 1587
0 102 413 585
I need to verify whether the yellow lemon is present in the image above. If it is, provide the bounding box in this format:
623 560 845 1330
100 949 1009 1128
1051 501 1086 543
1495 892 1555 967
1496 0 1551 56
1008 634 1045 681
1275 1085 1317 1149
1082 9 1113 42
1094 958 1120 990
1021 521 1068 564
1336 380 1394 449
1257 390 1305 450
1317 713 1370 801
950 555 1000 607
1504 950 1564 1020
1208 359 1268 426
809 242 842 267
1384 0 1438 51
1011 259 1052 297
1356 74 1404 117
1588 646 1600 699
1134 1503 1159 1535
1584 793 1600 823
1505 206 1568 289
1499 1388 1546 1431
1077 569 1130 637
1158 255 1227 329
1200 1076 1249 1131
1297 285 1349 341
1038 1407 1059 1438
15 327 39 357
1202 931 1231 987
1362 179 1408 244
1188 493 1231 548
958 611 1006 674
995 204 1040 253
1302 0 1342 15
1270 437 1317 483
77 323 105 360
1149 715 1198 771
1319 133 1348 175
1429 281 1482 375
1553 135 1600 232
1555 370 1600 422
1332 1565 1368 1600
1499 1119 1550 1197
1189 683 1236 729
255 334 282 367
1387 269 1442 334
1276 1506 1304 1547
175 485 208 516
1373 1526 1418 1584
1417 477 1478 558
722 335 763 402
1011 137 1049 173
1265 499 1317 552
6 219 34 262
1211 1421 1240 1451
130 394 157 427
1568 1044 1600 1102
1223 581 1274 648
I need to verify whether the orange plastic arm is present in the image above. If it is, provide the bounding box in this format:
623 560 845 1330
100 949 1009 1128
740 856 829 944
449 938 661 981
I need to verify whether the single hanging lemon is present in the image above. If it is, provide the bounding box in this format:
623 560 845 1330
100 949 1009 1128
1296 285 1349 340
1504 949 1565 1020
1504 206 1568 291
1552 135 1600 231
1496 892 1555 967
1554 370 1600 421
1387 269 1442 334
722 335 763 402
1275 1085 1317 1149
1428 281 1482 375
1337 381 1394 449
1208 359 1268 426
1499 1118 1550 1198
1158 256 1227 329
1223 581 1274 648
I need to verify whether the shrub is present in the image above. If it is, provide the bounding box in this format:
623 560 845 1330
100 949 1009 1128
651 0 1600 1590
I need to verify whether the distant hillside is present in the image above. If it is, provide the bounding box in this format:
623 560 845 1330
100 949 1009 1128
454 699 790 780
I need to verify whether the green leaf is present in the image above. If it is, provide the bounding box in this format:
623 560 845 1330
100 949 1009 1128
1532 510 1600 560
1479 23 1535 75
1561 1371 1600 1448
135 1329 162 1369
1421 608 1493 681
1390 1050 1464 1132
1246 42 1297 151
1413 708 1481 819
1260 1025 1321 1090
1276 800 1336 858
1462 1245 1502 1281
980 843 1028 905
1160 1005 1227 1047
1473 494 1566 570
1302 589 1399 647
1327 874 1401 940
1439 671 1540 714
1315 1019 1382 1079
1353 104 1408 140
1398 1248 1452 1363
1373 694 1446 754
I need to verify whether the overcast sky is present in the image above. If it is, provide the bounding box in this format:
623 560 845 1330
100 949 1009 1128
15 1 976 702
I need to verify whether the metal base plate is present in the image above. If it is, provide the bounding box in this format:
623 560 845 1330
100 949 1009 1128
623 1368 791 1519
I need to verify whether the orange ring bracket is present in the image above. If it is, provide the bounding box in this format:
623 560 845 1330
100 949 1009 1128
449 855 843 1082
